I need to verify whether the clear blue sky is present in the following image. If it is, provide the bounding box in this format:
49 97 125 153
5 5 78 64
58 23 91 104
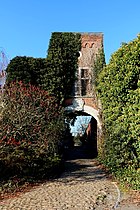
0 0 140 64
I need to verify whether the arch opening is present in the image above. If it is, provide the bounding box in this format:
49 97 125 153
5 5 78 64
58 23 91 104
64 110 98 159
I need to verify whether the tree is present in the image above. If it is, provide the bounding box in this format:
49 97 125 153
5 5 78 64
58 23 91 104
6 56 47 87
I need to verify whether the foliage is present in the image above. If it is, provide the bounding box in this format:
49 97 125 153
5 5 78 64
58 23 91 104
42 32 81 102
6 33 81 104
92 44 106 85
0 82 66 181
97 35 140 189
6 56 47 87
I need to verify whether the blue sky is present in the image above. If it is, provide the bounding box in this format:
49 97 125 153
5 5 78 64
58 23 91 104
70 116 91 136
0 0 140 64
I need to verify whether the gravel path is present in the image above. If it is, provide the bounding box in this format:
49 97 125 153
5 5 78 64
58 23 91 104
0 146 139 210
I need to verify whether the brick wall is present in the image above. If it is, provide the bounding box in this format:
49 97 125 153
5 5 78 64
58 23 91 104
74 33 103 97
78 33 103 68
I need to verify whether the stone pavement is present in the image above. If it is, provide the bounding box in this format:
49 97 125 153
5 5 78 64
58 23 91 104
0 146 139 210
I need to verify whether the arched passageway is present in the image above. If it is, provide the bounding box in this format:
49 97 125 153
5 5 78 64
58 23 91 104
83 116 98 157
64 111 99 160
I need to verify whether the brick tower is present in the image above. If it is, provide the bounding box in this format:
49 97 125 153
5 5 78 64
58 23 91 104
75 33 103 97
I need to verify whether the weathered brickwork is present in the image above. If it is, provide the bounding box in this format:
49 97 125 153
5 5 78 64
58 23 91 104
74 32 103 103
79 33 103 68
83 97 97 110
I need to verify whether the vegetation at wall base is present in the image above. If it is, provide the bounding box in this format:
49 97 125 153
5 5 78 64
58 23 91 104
0 82 66 193
1 32 82 193
97 35 140 189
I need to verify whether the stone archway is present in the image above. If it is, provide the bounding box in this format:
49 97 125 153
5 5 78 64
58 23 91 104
65 100 102 158
83 105 101 129
83 104 102 144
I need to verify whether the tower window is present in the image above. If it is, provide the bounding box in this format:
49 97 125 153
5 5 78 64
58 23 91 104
74 68 92 96
81 68 89 78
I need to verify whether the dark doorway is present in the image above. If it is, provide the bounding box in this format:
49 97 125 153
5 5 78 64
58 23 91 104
64 116 98 160
85 117 98 157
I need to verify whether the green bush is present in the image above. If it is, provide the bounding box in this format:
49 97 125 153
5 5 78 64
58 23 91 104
0 81 66 180
6 56 47 87
97 35 140 189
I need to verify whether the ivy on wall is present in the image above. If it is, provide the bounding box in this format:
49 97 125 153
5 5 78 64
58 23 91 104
97 35 140 189
92 43 106 86
42 32 81 103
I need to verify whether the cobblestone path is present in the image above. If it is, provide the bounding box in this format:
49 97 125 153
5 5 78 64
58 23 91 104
0 146 139 210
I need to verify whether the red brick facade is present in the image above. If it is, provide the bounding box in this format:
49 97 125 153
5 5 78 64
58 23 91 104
79 33 103 68
65 97 98 110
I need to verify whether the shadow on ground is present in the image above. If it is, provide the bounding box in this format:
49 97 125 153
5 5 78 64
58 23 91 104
64 145 97 160
59 145 107 182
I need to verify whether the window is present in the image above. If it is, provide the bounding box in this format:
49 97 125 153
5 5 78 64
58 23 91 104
81 69 89 78
81 79 90 96
74 68 92 96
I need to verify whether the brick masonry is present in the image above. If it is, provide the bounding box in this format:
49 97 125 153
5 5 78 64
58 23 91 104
79 33 103 68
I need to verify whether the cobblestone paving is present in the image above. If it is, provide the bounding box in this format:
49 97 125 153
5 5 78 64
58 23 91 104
0 147 139 210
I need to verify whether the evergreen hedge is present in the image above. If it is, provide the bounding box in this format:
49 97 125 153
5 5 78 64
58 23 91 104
97 35 140 189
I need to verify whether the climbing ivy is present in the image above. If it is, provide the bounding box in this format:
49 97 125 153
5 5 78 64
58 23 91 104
92 43 106 86
97 35 140 189
42 32 81 103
